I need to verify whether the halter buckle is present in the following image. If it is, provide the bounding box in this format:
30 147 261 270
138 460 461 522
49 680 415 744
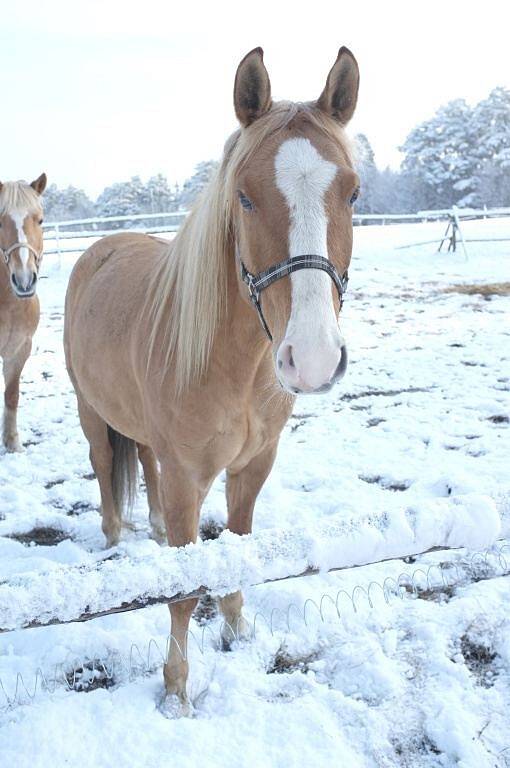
246 274 259 303
241 263 259 302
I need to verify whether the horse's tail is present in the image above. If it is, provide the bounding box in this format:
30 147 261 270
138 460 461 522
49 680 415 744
107 426 139 520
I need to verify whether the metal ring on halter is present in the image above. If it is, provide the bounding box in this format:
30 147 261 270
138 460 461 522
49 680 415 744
0 242 43 265
240 254 349 342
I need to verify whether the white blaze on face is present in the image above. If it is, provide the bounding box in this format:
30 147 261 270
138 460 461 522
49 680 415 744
274 137 344 390
10 210 30 269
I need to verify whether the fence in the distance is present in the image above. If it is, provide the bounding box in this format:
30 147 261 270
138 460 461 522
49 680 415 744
41 206 510 258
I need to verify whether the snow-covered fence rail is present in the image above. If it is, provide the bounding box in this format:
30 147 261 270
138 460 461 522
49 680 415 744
42 211 189 255
1 493 509 634
41 207 510 257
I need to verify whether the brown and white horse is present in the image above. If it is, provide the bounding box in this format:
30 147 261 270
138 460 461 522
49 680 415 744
64 47 359 714
0 175 47 452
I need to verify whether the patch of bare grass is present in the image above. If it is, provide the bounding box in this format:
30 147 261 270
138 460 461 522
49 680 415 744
443 282 510 296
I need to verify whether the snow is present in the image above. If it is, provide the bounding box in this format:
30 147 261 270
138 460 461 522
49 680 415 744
1 218 509 767
1 491 506 631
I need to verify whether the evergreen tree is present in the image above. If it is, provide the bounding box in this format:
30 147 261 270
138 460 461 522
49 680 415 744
43 184 95 221
95 176 146 221
354 134 378 214
400 99 477 208
471 87 510 207
399 88 510 209
142 174 178 213
179 160 219 208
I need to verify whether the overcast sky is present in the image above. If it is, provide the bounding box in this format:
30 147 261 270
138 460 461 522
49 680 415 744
2 0 508 197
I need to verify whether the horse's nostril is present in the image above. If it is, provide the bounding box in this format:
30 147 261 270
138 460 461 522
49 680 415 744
278 343 296 374
333 344 348 381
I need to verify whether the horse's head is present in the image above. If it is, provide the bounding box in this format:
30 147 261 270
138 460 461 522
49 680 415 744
231 48 359 395
0 174 47 299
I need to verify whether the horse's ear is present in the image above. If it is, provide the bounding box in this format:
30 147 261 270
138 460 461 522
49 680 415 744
317 47 359 125
234 47 272 127
30 173 47 195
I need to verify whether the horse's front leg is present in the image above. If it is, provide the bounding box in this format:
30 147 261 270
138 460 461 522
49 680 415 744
2 340 32 452
220 441 279 648
159 459 208 715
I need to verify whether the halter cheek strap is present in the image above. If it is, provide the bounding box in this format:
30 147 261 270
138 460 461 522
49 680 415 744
0 242 42 265
240 255 349 342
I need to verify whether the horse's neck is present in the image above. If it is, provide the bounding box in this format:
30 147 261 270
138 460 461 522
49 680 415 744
216 252 273 377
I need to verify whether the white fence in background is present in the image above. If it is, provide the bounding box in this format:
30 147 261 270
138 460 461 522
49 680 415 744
41 206 510 257
42 210 188 255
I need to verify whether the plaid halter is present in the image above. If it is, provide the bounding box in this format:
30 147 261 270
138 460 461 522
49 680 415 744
240 255 349 341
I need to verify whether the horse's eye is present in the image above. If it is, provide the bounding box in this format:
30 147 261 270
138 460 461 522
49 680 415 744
238 191 254 211
38 218 44 225
349 187 360 206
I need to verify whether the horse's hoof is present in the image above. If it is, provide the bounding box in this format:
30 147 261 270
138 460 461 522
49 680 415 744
158 692 192 719
220 615 251 651
4 437 23 453
104 531 121 548
149 512 167 545
150 525 167 545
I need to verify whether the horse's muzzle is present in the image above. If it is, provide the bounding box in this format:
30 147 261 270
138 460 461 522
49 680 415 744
313 344 348 393
279 342 348 395
11 271 37 298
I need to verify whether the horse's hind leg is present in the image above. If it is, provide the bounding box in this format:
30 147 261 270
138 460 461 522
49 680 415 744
220 442 279 649
76 395 121 547
137 443 165 543
2 339 32 452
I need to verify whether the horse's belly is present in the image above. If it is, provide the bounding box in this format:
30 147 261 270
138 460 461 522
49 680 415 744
65 242 154 443
74 357 147 442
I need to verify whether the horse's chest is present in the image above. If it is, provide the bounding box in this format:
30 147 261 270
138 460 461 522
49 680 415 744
172 391 291 475
0 299 38 356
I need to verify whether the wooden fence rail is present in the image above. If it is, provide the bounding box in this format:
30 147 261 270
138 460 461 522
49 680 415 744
1 493 508 634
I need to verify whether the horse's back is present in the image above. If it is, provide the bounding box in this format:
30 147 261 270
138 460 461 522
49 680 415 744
66 233 167 306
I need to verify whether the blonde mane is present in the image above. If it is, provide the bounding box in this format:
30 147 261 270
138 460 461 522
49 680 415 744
0 181 42 216
147 102 354 392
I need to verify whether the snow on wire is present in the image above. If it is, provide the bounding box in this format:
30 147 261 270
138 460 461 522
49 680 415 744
1 538 509 711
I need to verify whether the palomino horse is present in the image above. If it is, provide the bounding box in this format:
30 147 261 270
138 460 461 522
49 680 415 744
64 47 359 714
0 175 47 452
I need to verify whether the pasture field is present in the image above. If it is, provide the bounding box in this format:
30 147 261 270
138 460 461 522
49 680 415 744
1 219 509 768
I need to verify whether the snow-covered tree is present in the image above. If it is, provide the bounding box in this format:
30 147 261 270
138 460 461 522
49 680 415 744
400 99 478 208
399 88 510 209
471 87 510 207
95 176 146 219
179 160 219 208
142 174 178 213
43 184 95 222
354 134 378 214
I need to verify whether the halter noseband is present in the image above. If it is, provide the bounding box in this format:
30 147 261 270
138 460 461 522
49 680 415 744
240 255 349 341
1 241 42 265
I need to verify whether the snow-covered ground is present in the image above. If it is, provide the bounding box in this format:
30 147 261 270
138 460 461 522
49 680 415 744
1 218 509 768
